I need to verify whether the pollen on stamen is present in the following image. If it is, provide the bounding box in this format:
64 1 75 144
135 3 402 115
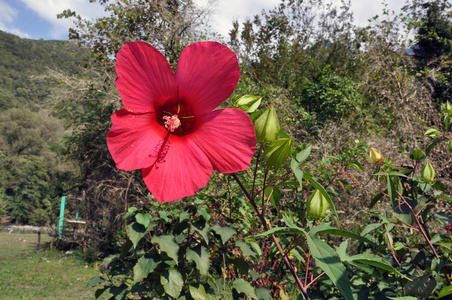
163 114 181 132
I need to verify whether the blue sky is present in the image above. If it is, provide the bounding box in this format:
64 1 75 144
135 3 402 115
0 0 405 41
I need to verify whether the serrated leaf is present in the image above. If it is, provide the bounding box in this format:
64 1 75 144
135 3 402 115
186 245 210 276
232 279 258 300
133 253 161 282
151 234 179 263
161 268 183 298
236 239 257 259
191 219 210 244
211 224 236 244
127 222 147 248
86 276 105 291
135 213 151 228
189 284 210 300
306 234 353 300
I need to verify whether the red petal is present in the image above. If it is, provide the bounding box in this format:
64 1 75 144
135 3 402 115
176 42 240 115
142 135 212 202
115 41 178 113
107 109 168 171
192 108 256 173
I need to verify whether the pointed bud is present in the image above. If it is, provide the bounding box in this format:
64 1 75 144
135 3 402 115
263 138 294 168
425 128 440 138
421 162 436 183
369 147 383 163
307 189 329 220
443 101 452 113
235 95 262 113
254 105 280 142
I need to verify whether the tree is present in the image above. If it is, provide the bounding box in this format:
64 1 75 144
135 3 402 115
409 0 452 101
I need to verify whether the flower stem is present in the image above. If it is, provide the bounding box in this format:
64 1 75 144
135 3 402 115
231 173 310 300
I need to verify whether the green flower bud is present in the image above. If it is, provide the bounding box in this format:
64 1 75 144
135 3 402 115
235 95 262 113
421 162 436 183
442 101 452 113
307 189 329 220
425 128 440 138
254 105 280 142
369 147 383 163
263 138 294 168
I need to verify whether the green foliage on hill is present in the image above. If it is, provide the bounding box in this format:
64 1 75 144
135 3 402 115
0 30 86 225
0 30 86 110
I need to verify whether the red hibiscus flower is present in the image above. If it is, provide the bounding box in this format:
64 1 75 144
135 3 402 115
107 41 256 202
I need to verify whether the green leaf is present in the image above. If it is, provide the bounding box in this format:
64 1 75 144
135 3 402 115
186 245 210 276
160 268 184 298
257 226 306 237
135 213 151 228
409 149 425 160
151 234 179 263
189 284 210 300
256 287 272 300
236 239 257 259
264 186 281 212
404 271 436 298
123 207 137 219
232 278 258 300
133 253 160 282
94 287 108 299
290 158 303 190
290 146 311 190
232 257 250 274
86 276 105 291
309 223 375 245
211 224 236 244
348 254 404 277
437 284 452 299
191 219 210 244
109 285 128 300
295 145 312 163
127 222 147 249
426 137 446 155
306 234 353 300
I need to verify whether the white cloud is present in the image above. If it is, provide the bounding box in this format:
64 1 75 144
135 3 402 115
19 0 108 39
0 0 31 38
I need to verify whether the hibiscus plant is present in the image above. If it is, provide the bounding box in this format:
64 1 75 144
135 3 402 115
86 41 452 300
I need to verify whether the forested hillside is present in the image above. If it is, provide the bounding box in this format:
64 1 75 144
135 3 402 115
0 30 86 224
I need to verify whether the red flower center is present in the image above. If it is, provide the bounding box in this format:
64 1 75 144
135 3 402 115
159 101 196 135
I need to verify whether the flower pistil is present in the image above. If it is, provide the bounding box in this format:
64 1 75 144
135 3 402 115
163 114 181 132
